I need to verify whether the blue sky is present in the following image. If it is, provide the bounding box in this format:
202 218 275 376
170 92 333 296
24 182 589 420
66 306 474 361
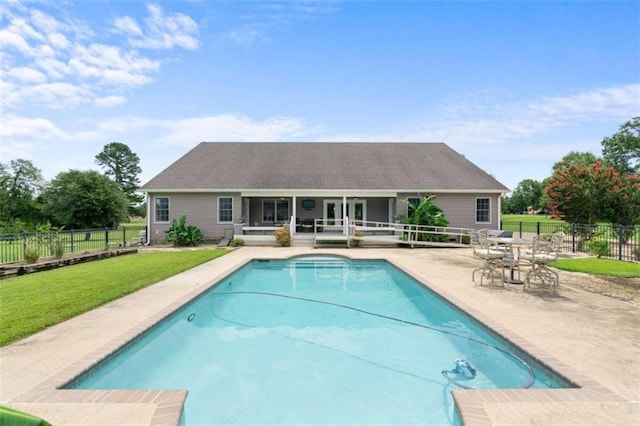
1 0 639 191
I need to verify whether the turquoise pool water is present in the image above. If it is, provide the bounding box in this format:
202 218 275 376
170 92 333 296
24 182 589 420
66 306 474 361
71 256 571 424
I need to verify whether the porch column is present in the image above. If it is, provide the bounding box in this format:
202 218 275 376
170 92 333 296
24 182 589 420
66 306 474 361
388 197 395 223
244 198 250 224
292 195 297 235
146 193 151 243
343 195 347 235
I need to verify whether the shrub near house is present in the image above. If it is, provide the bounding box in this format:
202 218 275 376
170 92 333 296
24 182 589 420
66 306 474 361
165 215 203 247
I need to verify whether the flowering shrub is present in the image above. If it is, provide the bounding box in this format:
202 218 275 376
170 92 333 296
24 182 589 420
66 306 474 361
545 161 640 227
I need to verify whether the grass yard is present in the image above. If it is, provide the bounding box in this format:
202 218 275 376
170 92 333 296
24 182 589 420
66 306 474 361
501 214 568 234
0 249 228 346
501 214 562 224
500 215 640 242
552 258 640 277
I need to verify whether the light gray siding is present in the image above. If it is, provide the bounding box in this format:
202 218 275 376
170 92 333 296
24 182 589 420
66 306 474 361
365 198 390 222
396 193 502 230
147 192 241 243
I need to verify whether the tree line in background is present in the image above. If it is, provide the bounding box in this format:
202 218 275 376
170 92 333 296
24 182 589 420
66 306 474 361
0 142 145 232
502 117 640 227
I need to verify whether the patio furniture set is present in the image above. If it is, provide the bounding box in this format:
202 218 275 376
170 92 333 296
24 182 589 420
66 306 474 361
471 229 564 290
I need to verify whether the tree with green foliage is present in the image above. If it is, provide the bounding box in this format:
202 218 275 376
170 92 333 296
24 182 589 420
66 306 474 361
506 179 544 214
95 142 143 213
607 173 640 227
545 161 639 226
551 151 599 175
601 117 640 175
501 194 512 214
40 170 128 229
129 201 147 218
0 159 44 228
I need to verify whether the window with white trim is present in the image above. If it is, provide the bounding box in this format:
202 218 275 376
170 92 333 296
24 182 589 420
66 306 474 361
154 197 169 223
218 197 233 223
476 198 491 223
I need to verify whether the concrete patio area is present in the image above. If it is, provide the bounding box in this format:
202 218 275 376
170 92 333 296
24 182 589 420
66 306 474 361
1 247 638 425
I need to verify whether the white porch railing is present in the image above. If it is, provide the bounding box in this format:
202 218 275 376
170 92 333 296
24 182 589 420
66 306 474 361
346 219 473 246
234 217 475 248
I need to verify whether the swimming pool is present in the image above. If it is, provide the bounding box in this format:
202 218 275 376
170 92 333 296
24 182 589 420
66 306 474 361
70 255 571 424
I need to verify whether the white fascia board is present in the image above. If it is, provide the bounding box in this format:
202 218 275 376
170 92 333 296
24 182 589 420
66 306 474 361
141 189 239 194
141 189 395 196
241 189 397 197
399 189 507 194
141 188 506 195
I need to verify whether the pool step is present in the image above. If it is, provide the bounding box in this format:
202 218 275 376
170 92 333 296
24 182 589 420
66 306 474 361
291 235 314 247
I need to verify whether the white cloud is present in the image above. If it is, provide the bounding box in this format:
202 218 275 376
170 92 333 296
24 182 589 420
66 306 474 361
0 113 64 141
225 0 338 46
0 111 317 182
0 113 65 159
4 82 94 109
33 57 69 79
114 3 199 50
6 66 47 83
401 83 640 146
0 1 199 111
95 95 127 107
227 24 266 46
113 16 143 37
526 85 640 121
156 114 313 146
69 43 159 86
0 26 34 55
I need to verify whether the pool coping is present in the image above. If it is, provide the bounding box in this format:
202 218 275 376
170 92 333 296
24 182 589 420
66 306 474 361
7 250 627 425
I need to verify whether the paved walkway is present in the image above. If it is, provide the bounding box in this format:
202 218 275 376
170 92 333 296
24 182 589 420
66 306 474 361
1 247 638 425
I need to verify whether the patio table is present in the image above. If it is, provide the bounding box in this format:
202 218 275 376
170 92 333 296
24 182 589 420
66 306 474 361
489 237 533 285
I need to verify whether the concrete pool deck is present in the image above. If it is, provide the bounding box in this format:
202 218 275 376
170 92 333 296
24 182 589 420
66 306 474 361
1 247 638 425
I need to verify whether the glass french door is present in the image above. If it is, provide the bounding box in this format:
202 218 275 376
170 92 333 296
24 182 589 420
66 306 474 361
324 200 366 230
347 201 365 224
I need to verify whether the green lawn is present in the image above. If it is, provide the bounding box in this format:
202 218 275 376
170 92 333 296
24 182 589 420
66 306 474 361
552 258 640 277
501 214 563 224
0 249 228 346
501 214 640 241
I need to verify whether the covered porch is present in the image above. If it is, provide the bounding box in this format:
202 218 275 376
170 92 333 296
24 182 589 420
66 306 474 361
235 191 398 239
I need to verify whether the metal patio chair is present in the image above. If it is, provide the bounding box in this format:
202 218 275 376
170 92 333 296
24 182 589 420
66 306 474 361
471 229 505 285
520 233 564 290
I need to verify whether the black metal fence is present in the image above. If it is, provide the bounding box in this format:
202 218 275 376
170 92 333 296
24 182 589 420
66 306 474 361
501 221 640 262
0 225 147 264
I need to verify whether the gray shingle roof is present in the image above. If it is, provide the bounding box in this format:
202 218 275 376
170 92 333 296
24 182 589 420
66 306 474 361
141 142 508 192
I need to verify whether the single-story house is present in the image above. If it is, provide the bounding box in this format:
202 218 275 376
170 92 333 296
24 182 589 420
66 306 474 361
141 142 509 244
